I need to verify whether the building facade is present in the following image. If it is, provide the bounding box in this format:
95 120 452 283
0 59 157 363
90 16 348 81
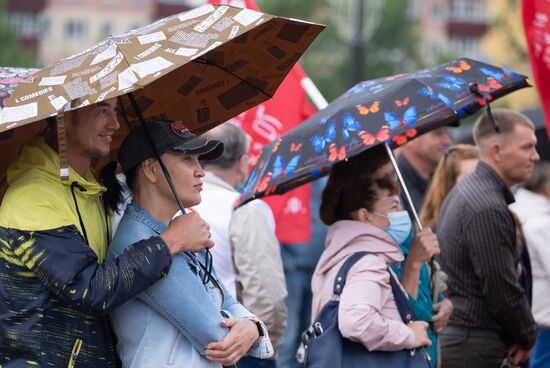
411 0 490 63
7 0 199 66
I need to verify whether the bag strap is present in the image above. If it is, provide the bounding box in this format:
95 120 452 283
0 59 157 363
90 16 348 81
388 269 415 323
332 251 416 324
332 251 370 295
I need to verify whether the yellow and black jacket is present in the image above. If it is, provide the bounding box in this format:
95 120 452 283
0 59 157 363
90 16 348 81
0 139 171 367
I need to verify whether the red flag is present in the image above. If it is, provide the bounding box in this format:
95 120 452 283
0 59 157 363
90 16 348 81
523 0 550 139
210 0 260 10
236 65 315 243
206 0 316 243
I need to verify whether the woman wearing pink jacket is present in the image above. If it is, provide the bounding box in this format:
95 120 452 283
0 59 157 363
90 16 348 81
311 158 433 352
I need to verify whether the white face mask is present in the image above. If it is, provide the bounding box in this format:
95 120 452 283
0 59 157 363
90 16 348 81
375 210 413 245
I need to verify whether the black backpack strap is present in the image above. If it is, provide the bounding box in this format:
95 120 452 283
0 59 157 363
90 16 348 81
333 252 416 324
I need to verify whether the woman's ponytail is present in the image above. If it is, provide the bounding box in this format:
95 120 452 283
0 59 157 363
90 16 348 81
100 161 124 215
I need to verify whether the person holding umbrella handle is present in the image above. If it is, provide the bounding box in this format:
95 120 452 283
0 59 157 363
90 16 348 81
104 119 273 368
0 99 214 367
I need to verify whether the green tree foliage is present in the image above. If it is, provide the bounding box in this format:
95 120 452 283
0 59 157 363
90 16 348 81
259 0 421 101
0 0 36 67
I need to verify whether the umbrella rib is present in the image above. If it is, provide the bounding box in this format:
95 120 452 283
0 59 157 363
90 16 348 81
192 58 274 100
110 37 146 91
416 78 458 114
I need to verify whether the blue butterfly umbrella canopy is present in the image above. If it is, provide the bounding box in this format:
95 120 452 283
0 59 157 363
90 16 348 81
237 58 529 224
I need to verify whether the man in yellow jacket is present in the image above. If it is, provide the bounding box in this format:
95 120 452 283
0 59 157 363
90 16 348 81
0 99 213 367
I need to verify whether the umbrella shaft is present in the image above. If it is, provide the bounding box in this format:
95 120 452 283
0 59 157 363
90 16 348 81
383 142 423 230
127 93 187 214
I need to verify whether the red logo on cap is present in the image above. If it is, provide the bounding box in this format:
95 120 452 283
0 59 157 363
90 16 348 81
171 121 192 138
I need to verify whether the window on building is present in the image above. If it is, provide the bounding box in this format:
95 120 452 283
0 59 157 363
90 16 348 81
408 0 421 18
450 36 480 59
101 22 114 38
433 3 443 22
451 0 488 22
9 11 38 36
475 0 489 22
65 20 87 41
129 23 142 31
39 18 51 40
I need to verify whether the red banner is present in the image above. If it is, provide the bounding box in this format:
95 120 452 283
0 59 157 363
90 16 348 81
523 0 550 139
211 0 260 10
206 0 315 243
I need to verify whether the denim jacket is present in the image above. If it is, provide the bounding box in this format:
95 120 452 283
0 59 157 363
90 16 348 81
108 203 273 368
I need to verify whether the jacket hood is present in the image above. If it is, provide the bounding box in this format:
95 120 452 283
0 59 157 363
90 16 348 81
315 220 404 276
1 138 110 261
8 137 105 197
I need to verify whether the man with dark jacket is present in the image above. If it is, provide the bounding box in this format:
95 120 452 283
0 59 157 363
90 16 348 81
438 109 539 368
397 127 452 211
0 99 213 367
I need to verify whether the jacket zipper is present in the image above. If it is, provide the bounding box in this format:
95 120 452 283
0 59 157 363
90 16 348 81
68 338 83 368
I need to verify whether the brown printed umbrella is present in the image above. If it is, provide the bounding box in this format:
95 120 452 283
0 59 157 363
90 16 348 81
0 4 323 198
0 4 323 134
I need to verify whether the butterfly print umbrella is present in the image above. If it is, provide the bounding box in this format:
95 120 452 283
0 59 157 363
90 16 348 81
238 58 529 206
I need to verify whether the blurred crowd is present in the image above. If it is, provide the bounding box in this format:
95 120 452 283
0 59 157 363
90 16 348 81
0 98 549 368
2 0 550 367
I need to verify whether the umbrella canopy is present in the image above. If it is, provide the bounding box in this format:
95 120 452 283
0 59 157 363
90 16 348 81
1 5 323 134
0 67 42 195
0 4 324 198
238 58 529 205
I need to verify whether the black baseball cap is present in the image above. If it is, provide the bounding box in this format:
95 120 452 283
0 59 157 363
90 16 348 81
118 120 224 173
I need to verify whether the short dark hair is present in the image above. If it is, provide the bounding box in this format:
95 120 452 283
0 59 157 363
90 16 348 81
200 123 248 169
319 145 398 225
474 108 534 146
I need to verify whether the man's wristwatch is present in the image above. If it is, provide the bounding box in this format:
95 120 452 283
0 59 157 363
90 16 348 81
254 320 264 337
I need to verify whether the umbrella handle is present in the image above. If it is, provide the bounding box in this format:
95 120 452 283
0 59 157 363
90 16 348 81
384 143 438 298
383 142 422 231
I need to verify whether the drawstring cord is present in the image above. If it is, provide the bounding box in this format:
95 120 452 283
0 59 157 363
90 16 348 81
469 83 500 133
104 206 110 247
70 181 89 246
178 209 218 294
72 182 111 254
195 251 224 306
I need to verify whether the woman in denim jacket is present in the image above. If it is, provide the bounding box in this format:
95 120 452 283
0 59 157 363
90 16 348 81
103 120 273 368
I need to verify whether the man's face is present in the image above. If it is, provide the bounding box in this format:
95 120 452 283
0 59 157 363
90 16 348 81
66 98 120 159
498 124 539 185
408 127 453 168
